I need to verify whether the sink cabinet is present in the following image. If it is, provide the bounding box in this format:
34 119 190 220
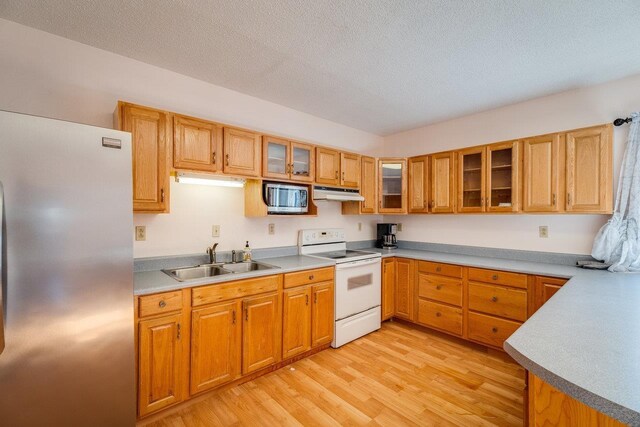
135 267 334 419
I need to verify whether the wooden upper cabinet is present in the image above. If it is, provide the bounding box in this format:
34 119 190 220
340 153 361 188
395 258 414 321
223 127 261 177
282 287 312 359
379 158 408 214
311 282 334 347
262 137 315 182
382 258 395 320
408 156 429 213
360 156 378 213
190 301 241 395
565 125 612 213
138 313 184 416
118 102 171 213
457 147 486 213
242 293 281 374
431 152 456 213
523 134 561 212
316 147 340 185
173 115 223 173
486 140 519 212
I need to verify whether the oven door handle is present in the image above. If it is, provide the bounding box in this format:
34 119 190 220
336 258 381 270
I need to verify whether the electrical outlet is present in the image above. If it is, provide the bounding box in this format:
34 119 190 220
358 222 362 231
268 223 275 235
397 223 403 232
135 226 146 241
539 226 549 238
212 225 220 238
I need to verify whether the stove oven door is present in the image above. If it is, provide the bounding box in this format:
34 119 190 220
334 258 381 320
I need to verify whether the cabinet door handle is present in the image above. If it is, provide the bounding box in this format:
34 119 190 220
158 300 166 308
567 192 572 206
481 197 484 207
492 327 498 333
305 294 309 306
314 293 318 304
177 323 181 340
225 153 230 166
491 296 498 302
435 312 442 317
436 285 442 290
431 200 435 209
160 188 165 202
335 170 338 179
232 310 236 324
212 152 216 164
245 307 249 321
553 193 556 206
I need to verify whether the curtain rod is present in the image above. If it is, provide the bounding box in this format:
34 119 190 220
614 117 633 126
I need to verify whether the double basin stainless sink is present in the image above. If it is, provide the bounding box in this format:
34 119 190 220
162 261 278 282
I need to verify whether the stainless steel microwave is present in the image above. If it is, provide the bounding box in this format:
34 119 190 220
263 183 309 214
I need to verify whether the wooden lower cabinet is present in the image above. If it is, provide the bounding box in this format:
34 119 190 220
381 258 396 320
190 301 240 395
417 299 463 336
242 292 281 374
138 313 184 416
532 276 568 315
311 282 334 347
282 287 312 359
529 373 624 426
467 312 521 349
394 258 414 320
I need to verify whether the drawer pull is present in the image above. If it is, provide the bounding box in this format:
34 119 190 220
492 274 498 280
436 266 441 272
436 285 442 290
491 296 498 302
436 312 442 317
491 327 498 333
158 300 166 308
309 275 314 280
232 310 236 324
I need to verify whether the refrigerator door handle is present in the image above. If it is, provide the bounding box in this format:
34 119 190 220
0 181 5 355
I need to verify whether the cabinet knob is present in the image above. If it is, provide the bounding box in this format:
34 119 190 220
492 327 498 333
212 152 216 164
309 274 314 280
491 296 498 302
335 170 338 179
436 285 442 290
435 312 442 317
492 274 498 280
436 266 441 272
160 188 165 203
158 300 166 308
226 153 230 166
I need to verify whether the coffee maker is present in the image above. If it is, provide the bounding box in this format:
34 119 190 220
376 223 398 249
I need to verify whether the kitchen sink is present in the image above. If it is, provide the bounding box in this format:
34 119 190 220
162 261 278 281
162 265 231 281
221 261 278 273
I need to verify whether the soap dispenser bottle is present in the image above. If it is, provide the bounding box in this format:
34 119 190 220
243 241 252 261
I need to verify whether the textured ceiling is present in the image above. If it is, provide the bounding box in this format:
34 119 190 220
1 0 640 135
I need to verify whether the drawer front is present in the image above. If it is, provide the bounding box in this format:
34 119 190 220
284 267 334 289
418 261 462 278
418 274 462 307
468 267 527 289
468 312 521 349
192 275 281 307
468 282 527 321
138 291 182 318
417 299 462 336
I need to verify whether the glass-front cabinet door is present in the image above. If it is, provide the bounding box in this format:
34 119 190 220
262 136 290 180
487 141 519 212
457 147 485 212
290 142 314 182
378 159 407 213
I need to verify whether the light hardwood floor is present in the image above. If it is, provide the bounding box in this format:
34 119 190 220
141 321 525 427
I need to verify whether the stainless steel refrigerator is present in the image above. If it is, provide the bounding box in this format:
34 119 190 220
0 110 136 426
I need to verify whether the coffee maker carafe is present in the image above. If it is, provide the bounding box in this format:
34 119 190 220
376 223 398 249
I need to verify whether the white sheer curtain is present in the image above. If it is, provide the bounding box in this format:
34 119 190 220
592 112 640 272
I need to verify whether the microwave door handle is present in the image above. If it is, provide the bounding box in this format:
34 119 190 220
0 181 6 355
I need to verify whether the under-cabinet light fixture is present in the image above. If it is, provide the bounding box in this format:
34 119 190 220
175 172 245 188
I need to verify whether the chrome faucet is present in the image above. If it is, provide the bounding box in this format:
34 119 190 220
231 250 238 263
206 243 219 264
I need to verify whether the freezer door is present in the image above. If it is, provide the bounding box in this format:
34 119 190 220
0 110 135 426
0 181 5 356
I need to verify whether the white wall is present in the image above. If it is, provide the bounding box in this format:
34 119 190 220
0 19 383 257
384 73 640 254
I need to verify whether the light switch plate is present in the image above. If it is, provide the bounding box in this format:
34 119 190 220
135 226 146 241
397 223 403 232
212 225 220 238
268 223 275 235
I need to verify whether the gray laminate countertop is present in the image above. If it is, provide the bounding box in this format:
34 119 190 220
134 255 335 296
368 247 640 425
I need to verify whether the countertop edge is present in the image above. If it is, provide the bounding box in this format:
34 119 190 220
503 340 639 425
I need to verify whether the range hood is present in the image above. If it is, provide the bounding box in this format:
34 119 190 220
313 186 364 202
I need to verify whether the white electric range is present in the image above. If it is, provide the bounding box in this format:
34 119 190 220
299 229 382 347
